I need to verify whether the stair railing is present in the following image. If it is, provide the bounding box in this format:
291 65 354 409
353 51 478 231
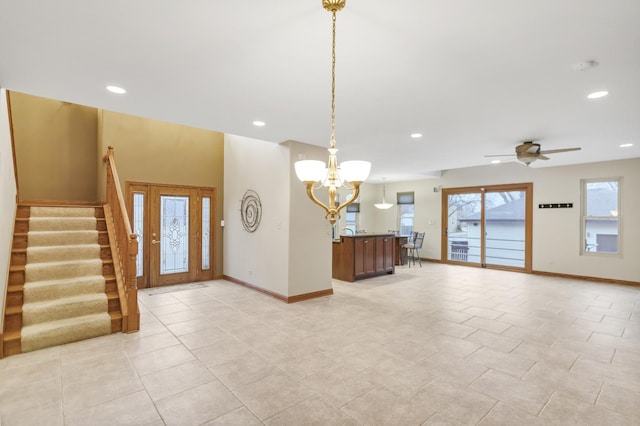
103 146 139 333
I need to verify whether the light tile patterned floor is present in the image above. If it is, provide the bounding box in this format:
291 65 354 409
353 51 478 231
1 263 639 425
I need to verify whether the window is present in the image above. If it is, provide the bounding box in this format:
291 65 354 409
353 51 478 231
345 203 359 234
397 192 414 237
582 178 621 254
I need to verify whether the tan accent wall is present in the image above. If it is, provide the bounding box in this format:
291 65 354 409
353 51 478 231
10 92 98 201
97 110 224 277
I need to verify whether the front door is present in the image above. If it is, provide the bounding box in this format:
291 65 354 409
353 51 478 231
127 183 215 288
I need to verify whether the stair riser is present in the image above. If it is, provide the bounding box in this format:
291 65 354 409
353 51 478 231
28 231 99 247
29 218 97 232
111 317 122 333
21 315 112 353
14 219 29 234
23 297 108 326
108 297 121 312
99 232 110 246
13 234 27 250
3 339 21 357
24 279 105 303
7 289 23 308
105 279 117 293
16 205 30 219
26 261 103 282
27 245 101 264
9 269 24 286
11 251 26 266
102 263 114 277
30 206 97 218
4 312 22 333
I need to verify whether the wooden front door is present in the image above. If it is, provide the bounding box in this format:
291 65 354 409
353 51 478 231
127 183 215 288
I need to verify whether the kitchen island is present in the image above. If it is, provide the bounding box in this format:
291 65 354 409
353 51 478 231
332 233 395 282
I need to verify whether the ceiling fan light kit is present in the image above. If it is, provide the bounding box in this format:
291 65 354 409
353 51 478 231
486 141 581 166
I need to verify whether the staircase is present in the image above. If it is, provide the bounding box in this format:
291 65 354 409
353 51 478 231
3 204 123 356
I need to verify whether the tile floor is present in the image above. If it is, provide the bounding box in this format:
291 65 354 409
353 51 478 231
1 264 639 425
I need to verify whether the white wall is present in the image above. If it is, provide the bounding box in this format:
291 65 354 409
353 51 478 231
0 88 18 332
224 134 290 296
285 141 333 297
224 136 333 298
363 158 640 282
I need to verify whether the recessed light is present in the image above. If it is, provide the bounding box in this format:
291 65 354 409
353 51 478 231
253 121 266 127
491 160 501 164
410 133 422 138
587 91 608 99
619 143 633 148
106 85 126 94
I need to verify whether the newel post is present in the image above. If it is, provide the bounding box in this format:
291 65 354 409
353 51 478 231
126 234 139 332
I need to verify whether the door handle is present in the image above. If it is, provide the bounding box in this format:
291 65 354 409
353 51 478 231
152 239 160 245
152 232 160 244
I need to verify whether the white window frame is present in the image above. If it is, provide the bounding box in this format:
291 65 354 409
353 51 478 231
580 177 622 256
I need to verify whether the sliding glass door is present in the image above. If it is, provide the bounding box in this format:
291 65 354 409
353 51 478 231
443 183 532 272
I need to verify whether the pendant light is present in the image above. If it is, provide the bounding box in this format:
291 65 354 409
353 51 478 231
374 177 393 209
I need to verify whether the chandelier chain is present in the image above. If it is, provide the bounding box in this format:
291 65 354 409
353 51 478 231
330 11 337 149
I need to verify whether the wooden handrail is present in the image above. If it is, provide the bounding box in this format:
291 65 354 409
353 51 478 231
103 146 139 333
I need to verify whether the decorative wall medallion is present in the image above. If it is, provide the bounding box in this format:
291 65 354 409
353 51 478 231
241 190 262 233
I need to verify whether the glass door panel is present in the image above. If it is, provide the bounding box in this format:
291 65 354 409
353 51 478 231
202 196 211 270
446 192 482 264
443 183 532 272
484 190 526 268
160 195 189 275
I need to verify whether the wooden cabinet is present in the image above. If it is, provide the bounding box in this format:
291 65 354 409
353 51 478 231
333 234 395 282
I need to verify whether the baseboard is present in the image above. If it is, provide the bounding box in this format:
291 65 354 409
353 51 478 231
532 270 640 288
288 288 334 303
423 258 443 263
223 275 287 302
0 332 4 359
222 275 334 303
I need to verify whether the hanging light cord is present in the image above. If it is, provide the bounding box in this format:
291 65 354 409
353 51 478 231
330 10 337 150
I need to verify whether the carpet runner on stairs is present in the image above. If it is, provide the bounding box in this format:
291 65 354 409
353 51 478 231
21 206 111 352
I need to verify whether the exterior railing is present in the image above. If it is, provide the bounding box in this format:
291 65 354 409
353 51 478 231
103 146 139 332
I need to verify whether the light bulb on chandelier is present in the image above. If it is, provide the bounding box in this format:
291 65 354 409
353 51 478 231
294 0 371 224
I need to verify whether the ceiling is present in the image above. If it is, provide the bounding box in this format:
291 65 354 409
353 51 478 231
1 0 638 182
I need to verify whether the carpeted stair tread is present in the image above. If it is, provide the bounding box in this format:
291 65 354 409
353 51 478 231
29 216 96 232
23 275 106 303
18 205 113 354
25 258 103 282
30 206 96 217
27 244 100 263
21 313 112 353
22 293 108 326
28 230 99 247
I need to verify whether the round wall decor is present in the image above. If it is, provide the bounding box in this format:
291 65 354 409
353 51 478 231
240 190 262 233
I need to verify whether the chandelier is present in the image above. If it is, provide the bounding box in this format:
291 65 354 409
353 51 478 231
294 0 371 225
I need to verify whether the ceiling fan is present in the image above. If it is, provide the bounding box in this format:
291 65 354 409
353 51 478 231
486 141 581 166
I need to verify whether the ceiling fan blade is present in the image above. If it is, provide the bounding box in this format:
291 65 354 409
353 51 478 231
484 154 515 157
539 147 581 154
538 155 550 160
